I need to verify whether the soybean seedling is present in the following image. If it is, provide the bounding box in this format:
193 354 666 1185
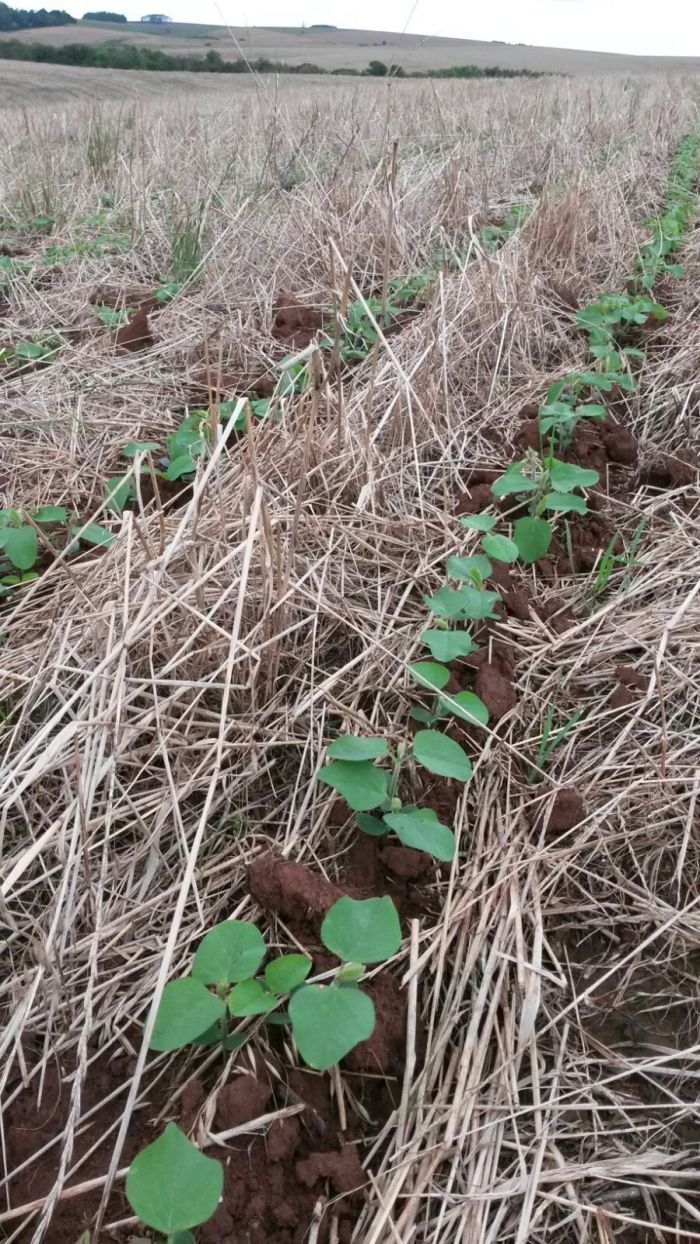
148 894 401 1070
491 450 600 518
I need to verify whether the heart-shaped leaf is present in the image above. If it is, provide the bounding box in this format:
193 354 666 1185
513 517 552 564
420 629 476 661
318 760 388 811
32 505 67 523
0 526 37 570
545 492 588 514
126 1124 223 1233
438 689 489 726
447 553 492 582
228 979 274 1016
150 978 225 1051
383 808 455 861
327 736 389 761
356 813 388 836
289 984 375 1069
548 462 600 491
413 729 473 781
321 895 401 963
481 533 519 563
409 660 450 691
191 920 266 987
264 954 312 994
459 513 497 531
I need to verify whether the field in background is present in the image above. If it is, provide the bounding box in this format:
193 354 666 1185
2 71 700 1244
7 18 700 75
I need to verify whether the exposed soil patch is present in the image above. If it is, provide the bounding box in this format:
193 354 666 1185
637 448 697 490
115 307 154 353
249 852 343 934
89 287 162 317
272 291 325 351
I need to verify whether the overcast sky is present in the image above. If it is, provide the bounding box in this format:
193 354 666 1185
57 0 700 57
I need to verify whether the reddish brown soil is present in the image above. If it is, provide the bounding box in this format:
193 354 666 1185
3 1051 153 1242
610 662 647 709
637 448 697 490
248 853 342 933
272 291 325 351
189 369 275 402
546 786 585 832
115 308 154 353
89 287 162 316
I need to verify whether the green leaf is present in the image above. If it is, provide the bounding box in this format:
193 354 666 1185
459 513 497 531
453 586 502 620
383 808 455 862
70 523 115 548
327 736 389 761
356 813 389 836
548 462 600 491
15 341 48 360
31 505 67 523
125 1123 223 1233
190 1019 226 1047
289 984 375 1070
318 760 388 811
513 517 552 564
438 689 489 726
321 895 401 963
264 954 312 994
165 453 197 481
545 492 588 514
409 660 451 691
0 526 37 570
104 476 133 513
420 629 476 661
413 729 473 781
124 439 160 458
481 533 519 563
424 586 476 618
447 553 492 582
228 979 273 1016
191 920 266 987
491 465 539 497
150 978 225 1051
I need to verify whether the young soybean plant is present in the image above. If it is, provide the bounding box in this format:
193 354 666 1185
319 722 484 864
148 896 401 1070
127 898 402 1238
490 451 600 519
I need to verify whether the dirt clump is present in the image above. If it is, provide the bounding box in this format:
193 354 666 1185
89 286 161 316
638 450 697 490
381 844 430 880
249 852 343 930
272 291 324 351
116 307 154 353
546 787 585 833
346 973 406 1074
215 1074 273 1130
610 663 647 709
472 645 517 720
296 1146 365 1198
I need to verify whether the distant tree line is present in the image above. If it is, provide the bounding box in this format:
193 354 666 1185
83 11 128 21
0 38 548 77
0 1 74 29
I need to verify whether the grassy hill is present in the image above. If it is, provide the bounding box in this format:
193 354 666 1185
7 19 700 75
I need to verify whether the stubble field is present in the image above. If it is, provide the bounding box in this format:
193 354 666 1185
1 71 700 1244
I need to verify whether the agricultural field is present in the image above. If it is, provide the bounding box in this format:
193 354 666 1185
8 19 700 75
1 70 700 1244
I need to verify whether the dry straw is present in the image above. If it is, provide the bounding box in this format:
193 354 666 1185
1 73 699 1241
